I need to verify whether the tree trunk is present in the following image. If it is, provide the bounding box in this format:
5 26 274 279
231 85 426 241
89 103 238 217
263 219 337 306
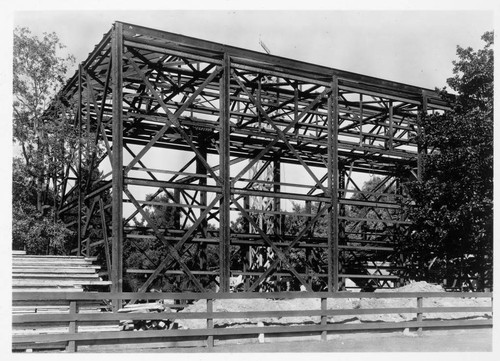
36 177 43 212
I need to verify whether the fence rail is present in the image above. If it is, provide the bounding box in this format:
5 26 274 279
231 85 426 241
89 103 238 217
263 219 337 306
12 291 493 352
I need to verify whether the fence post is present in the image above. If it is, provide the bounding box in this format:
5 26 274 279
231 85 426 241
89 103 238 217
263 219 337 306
417 296 423 335
86 237 91 257
321 297 327 341
207 298 214 348
66 301 78 352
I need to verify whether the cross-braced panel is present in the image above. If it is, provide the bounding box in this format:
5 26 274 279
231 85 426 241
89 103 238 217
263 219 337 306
53 22 449 293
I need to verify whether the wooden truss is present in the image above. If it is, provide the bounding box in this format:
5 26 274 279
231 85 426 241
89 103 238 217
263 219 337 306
51 22 449 294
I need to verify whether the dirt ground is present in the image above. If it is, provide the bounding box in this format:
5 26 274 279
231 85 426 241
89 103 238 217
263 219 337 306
119 328 493 353
210 328 493 352
176 281 491 329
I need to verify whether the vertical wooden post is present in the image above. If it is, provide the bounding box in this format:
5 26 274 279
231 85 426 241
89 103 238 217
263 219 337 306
243 196 250 291
207 298 214 348
328 77 340 292
86 238 91 257
321 297 327 341
111 22 124 310
219 53 231 292
388 100 394 150
197 144 208 234
305 201 312 233
294 82 299 122
338 170 346 289
173 189 181 229
417 296 423 335
243 247 249 291
66 301 77 352
77 65 83 256
243 196 250 234
273 156 281 234
257 76 262 127
99 198 112 277
417 92 428 181
305 200 312 288
197 144 208 271
359 93 363 146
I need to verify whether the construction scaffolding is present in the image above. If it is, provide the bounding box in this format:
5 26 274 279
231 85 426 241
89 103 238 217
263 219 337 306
50 22 450 294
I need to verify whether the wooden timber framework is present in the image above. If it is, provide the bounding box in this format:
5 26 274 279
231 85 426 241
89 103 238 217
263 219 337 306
49 22 451 296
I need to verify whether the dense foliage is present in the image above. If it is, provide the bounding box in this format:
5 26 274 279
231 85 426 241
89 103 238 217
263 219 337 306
403 32 493 290
12 159 72 254
12 27 77 254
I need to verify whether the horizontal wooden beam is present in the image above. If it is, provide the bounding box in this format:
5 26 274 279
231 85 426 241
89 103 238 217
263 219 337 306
119 22 443 100
13 306 492 324
12 291 493 301
12 319 492 345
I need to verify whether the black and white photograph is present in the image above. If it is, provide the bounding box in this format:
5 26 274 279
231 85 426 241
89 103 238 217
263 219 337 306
1 0 497 355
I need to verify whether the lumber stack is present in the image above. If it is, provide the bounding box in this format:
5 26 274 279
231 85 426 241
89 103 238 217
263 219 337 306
12 251 118 351
12 250 112 315
12 251 111 293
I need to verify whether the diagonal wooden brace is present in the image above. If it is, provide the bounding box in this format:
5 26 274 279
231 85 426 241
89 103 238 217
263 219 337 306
124 188 206 292
246 204 329 292
232 198 313 291
123 52 222 183
84 62 112 193
142 193 223 290
233 74 329 195
230 70 330 188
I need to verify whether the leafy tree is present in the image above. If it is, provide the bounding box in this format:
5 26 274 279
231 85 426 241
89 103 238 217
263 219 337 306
12 159 72 254
403 31 493 290
12 27 77 253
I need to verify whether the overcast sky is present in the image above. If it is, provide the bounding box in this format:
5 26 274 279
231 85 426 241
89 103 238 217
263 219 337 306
11 10 493 91
6 7 496 207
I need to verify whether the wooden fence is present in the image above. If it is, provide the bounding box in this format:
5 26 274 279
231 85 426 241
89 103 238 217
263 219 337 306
12 291 493 352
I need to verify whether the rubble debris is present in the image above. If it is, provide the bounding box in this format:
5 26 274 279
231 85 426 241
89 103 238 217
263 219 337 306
118 302 175 331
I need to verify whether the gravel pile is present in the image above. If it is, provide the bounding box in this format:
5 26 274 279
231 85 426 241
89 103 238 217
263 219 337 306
357 281 490 322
